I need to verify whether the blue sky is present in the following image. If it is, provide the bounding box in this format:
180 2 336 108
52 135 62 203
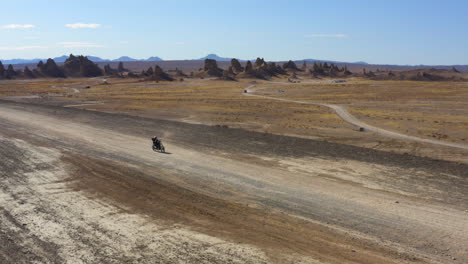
1 0 467 65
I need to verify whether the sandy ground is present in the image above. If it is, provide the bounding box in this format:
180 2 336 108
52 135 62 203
1 78 467 165
0 101 467 263
244 91 468 150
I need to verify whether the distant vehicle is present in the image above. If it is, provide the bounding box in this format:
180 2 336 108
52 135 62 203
152 143 165 153
151 137 166 153
333 80 347 83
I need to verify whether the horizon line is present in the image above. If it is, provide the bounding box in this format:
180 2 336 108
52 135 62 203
1 54 467 67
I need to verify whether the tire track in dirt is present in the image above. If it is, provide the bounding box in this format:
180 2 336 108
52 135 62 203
0 103 467 263
244 85 468 151
0 114 417 264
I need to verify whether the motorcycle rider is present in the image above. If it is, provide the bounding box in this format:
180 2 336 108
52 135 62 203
152 136 161 149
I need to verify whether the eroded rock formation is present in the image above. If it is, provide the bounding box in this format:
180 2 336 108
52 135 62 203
231 58 243 73
203 59 223 77
37 59 65 78
62 54 103 77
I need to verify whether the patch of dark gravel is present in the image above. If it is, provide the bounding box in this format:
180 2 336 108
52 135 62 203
1 100 467 179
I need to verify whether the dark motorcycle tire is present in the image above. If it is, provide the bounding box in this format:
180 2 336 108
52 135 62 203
152 144 165 153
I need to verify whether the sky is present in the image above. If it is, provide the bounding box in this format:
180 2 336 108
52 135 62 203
0 0 467 65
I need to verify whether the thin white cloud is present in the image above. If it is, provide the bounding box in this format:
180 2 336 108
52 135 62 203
0 45 47 50
65 23 101 29
2 24 36 29
119 40 129 44
58 42 105 48
305 34 348 38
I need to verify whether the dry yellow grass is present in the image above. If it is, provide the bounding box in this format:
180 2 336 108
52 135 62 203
253 79 468 143
0 79 74 96
68 79 350 136
1 77 467 162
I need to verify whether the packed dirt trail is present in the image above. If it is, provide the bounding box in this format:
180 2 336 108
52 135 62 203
244 86 468 151
1 101 467 264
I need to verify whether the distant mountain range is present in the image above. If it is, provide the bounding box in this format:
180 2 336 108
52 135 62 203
146 56 163 62
1 54 467 72
196 54 232 61
0 54 369 65
194 54 370 64
0 58 44 64
302 58 368 65
0 54 229 65
0 55 164 65
113 56 138 62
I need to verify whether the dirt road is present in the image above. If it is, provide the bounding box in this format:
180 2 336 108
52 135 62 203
244 88 468 151
0 101 467 263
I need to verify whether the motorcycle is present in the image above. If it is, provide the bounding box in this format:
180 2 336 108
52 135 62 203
152 141 166 153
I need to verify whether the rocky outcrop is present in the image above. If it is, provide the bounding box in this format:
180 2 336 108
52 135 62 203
127 72 138 78
244 61 254 74
37 59 66 78
259 61 285 76
174 68 188 77
5 64 17 79
32 69 42 77
231 58 243 73
145 66 154 76
343 66 352 75
203 59 223 77
78 55 102 77
37 61 44 69
369 68 467 82
365 70 376 77
0 61 5 79
236 60 265 79
0 63 35 79
255 58 266 69
411 72 443 81
62 54 103 77
61 54 79 74
309 62 351 77
235 58 287 79
220 69 236 81
276 65 286 75
103 64 119 76
283 60 299 71
23 66 35 78
227 66 235 75
117 62 127 73
145 65 173 81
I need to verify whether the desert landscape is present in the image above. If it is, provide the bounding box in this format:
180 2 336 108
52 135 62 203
1 54 467 264
1 1 468 263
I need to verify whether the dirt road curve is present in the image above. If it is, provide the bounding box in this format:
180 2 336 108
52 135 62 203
0 101 467 263
244 91 468 151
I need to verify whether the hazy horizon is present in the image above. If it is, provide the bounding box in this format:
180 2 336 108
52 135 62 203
2 53 468 67
1 0 467 65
